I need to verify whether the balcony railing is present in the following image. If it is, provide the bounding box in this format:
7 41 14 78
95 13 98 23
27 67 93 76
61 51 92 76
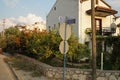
102 27 116 35
85 27 116 36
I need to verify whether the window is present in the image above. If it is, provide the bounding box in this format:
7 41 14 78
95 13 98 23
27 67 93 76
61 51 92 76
48 26 51 32
85 42 89 47
95 19 102 35
58 23 60 27
54 24 56 29
54 7 56 11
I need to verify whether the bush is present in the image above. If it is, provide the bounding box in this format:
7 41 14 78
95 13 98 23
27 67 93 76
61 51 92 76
4 28 91 66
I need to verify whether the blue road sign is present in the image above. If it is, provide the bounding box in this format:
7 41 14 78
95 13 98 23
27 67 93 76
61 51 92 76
66 19 76 24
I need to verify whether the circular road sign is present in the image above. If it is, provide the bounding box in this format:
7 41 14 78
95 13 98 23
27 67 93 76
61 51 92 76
59 23 71 40
59 41 69 54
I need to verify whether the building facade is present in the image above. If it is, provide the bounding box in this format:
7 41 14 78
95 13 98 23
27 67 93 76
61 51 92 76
46 0 118 43
27 22 46 32
17 22 46 32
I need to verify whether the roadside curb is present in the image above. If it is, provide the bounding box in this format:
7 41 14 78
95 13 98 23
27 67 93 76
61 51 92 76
5 61 22 80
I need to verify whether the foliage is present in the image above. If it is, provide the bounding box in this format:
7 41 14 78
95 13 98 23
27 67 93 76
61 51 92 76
0 36 6 48
67 34 90 63
96 36 120 70
85 28 92 34
4 27 91 66
5 27 21 37
24 30 62 60
4 27 21 53
3 26 120 69
105 36 120 70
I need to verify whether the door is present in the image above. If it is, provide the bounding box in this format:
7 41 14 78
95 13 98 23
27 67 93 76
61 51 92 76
95 18 102 35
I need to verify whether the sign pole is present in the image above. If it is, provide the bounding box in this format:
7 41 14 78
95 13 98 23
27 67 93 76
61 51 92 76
59 17 75 80
63 22 67 80
91 0 96 80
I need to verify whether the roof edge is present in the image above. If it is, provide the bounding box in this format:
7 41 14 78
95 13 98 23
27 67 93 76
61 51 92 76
100 0 111 8
46 0 58 18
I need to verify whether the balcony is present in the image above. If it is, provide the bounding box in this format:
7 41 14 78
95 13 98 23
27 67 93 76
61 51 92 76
85 27 116 36
102 27 116 36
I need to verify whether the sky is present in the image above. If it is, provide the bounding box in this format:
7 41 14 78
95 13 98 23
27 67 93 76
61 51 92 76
0 0 56 20
105 0 120 16
0 0 120 31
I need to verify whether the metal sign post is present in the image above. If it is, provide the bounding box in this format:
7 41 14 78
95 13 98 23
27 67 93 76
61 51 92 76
59 17 75 80
59 23 71 80
63 22 67 80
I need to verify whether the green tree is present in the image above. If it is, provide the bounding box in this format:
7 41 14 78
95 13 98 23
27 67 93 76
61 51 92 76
0 36 6 48
67 34 90 63
5 27 21 37
97 36 120 70
110 36 120 70
4 27 21 53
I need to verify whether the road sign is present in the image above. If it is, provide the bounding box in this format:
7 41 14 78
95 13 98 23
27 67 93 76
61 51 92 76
59 23 71 40
66 19 76 24
59 41 69 54
59 16 76 24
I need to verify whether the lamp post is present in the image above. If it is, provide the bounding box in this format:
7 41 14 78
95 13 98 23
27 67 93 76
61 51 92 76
101 38 104 70
91 0 96 80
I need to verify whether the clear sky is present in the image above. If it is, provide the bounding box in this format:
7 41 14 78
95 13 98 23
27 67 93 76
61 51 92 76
106 0 120 16
0 0 56 20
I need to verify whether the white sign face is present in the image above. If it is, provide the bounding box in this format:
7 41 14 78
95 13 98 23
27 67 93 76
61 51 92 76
59 23 71 40
59 41 69 54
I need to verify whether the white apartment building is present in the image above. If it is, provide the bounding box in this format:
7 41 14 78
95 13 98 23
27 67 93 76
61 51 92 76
46 0 118 43
17 22 46 32
27 22 46 32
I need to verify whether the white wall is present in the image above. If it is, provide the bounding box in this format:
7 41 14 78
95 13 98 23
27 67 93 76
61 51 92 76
47 0 79 36
78 0 91 43
26 22 46 31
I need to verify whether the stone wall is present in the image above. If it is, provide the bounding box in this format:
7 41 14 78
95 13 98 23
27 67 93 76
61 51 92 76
45 68 120 80
16 54 120 80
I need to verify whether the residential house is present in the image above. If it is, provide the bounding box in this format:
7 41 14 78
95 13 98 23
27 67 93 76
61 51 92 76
46 0 118 44
16 22 46 32
27 22 46 32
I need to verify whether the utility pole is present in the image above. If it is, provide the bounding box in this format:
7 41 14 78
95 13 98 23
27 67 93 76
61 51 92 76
91 0 96 80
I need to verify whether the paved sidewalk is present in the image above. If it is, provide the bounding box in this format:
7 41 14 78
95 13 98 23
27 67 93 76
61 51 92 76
0 54 16 80
11 69 48 80
0 53 49 80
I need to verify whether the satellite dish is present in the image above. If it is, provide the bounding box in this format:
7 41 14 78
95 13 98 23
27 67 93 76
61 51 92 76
110 23 117 28
110 23 117 33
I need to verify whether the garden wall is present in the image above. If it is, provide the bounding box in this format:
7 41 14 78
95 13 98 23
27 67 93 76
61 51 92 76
16 54 120 80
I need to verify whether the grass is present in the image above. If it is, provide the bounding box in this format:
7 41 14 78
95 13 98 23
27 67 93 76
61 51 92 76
4 56 42 77
42 57 90 69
